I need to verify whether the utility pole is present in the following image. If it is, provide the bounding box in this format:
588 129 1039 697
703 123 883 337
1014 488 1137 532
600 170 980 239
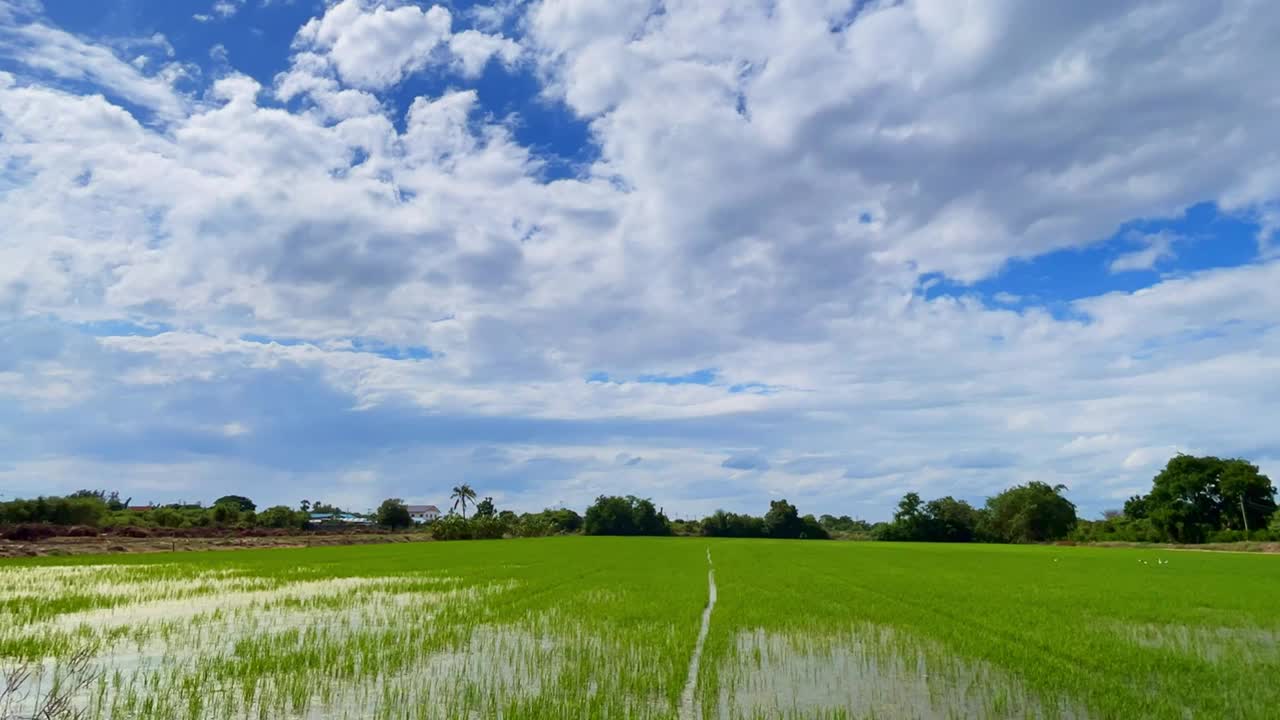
1240 496 1249 534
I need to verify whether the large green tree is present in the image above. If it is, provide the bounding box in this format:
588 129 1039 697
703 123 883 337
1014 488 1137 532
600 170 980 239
875 492 930 541
873 493 983 542
376 498 413 529
983 482 1076 543
213 495 256 513
763 499 804 539
583 495 671 536
584 495 637 535
924 496 983 542
1218 459 1276 531
1134 455 1275 542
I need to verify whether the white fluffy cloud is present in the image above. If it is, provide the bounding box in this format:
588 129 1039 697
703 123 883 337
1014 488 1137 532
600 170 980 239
1 0 1278 516
291 0 520 90
448 29 521 78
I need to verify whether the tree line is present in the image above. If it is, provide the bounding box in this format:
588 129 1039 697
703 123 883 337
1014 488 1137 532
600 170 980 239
3 453 1275 544
868 482 1077 543
861 455 1278 544
0 491 319 532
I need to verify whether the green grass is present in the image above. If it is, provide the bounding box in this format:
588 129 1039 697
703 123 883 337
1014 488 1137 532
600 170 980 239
2 538 1277 719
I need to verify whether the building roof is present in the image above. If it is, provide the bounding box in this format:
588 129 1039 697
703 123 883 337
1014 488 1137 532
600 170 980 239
405 505 439 513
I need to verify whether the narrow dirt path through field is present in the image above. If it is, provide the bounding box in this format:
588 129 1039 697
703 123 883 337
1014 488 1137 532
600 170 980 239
679 548 717 720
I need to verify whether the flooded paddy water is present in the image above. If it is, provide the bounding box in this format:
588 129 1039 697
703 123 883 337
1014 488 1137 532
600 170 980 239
0 540 699 719
713 627 1088 720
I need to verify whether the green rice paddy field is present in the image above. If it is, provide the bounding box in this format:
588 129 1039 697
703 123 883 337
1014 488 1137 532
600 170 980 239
2 538 1277 719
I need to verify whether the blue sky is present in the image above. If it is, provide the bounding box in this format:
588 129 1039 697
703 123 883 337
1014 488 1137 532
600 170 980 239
1 0 1278 519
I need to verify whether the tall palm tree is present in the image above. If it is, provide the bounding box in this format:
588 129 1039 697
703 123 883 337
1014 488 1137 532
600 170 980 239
450 484 477 518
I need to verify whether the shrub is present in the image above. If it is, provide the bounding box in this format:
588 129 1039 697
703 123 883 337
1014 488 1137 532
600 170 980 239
470 516 507 540
584 496 671 536
431 515 472 541
0 496 108 527
800 514 830 540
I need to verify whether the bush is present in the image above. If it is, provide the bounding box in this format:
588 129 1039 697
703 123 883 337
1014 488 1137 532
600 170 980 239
701 502 829 540
470 516 507 540
671 519 702 536
800 514 830 540
584 496 671 536
102 512 144 530
0 496 108 528
701 511 764 537
430 515 473 541
1205 529 1272 544
259 505 307 530
819 515 872 534
513 514 553 537
210 503 240 526
1070 516 1164 543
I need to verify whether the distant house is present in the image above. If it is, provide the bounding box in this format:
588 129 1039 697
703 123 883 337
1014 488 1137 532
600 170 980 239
127 505 155 512
308 512 372 525
405 505 441 523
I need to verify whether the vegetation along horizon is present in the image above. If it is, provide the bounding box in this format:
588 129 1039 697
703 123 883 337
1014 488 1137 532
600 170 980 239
2 453 1278 719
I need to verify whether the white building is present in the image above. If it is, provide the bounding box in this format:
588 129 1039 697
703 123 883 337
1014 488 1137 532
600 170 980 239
406 505 441 523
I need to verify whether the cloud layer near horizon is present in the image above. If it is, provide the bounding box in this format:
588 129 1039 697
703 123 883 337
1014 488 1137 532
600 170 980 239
2 0 1278 518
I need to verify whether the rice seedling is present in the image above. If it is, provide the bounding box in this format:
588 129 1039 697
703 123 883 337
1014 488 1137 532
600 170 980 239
699 540 1280 719
2 538 1276 719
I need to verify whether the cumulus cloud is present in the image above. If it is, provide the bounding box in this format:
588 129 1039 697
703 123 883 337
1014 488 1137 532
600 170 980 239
448 29 521 77
294 0 452 89
1 0 1279 517
290 0 520 90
